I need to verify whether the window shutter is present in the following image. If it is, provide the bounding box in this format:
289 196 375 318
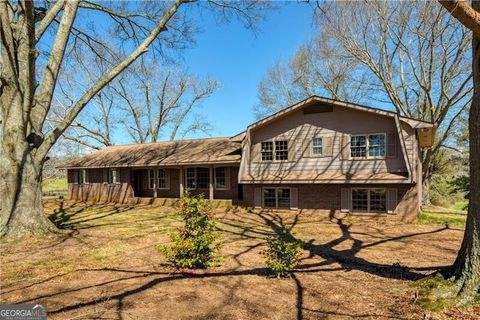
341 188 351 212
251 143 261 162
290 187 298 210
341 135 351 160
165 169 170 190
387 188 398 213
103 169 108 184
387 133 397 158
225 167 231 190
302 138 312 157
288 139 295 162
254 187 262 209
324 136 333 157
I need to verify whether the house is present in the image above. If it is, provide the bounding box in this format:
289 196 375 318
61 96 435 220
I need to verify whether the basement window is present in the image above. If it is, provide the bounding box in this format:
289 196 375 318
352 188 386 213
263 188 290 209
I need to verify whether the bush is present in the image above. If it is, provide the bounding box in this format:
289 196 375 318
161 192 222 269
262 225 302 277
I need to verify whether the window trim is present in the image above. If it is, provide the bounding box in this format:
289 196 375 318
262 187 291 209
260 139 289 162
350 133 386 160
351 188 387 213
311 136 323 156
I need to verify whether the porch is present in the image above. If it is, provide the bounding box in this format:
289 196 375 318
130 166 240 202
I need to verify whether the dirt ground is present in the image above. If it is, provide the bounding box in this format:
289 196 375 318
0 200 478 320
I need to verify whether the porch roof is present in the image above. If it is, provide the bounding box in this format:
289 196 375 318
60 137 241 169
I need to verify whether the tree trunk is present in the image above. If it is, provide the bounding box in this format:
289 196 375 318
0 140 58 240
448 8 480 304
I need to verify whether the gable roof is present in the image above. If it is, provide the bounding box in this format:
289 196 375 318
248 96 434 131
60 137 241 169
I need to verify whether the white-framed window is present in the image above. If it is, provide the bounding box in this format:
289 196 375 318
275 140 288 160
261 141 273 161
78 169 88 185
263 188 290 209
312 137 323 156
108 168 118 184
185 167 210 190
351 188 386 213
148 169 155 189
215 167 226 190
261 140 289 162
350 134 385 158
157 169 167 189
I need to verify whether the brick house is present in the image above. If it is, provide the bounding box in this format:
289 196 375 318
61 96 435 220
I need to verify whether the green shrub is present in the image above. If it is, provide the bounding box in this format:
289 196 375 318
262 225 302 277
161 192 222 269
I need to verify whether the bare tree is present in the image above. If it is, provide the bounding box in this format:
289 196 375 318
0 0 269 239
434 0 480 306
257 1 472 189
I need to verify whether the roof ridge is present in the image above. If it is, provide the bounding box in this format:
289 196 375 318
103 136 233 149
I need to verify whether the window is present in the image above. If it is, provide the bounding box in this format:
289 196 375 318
108 168 118 184
350 134 386 158
369 189 386 212
368 134 386 157
261 141 273 161
158 169 167 189
351 135 367 158
352 188 386 213
148 169 155 189
186 168 196 189
263 188 291 209
78 169 88 185
352 189 368 212
215 167 226 190
197 168 209 189
185 168 210 190
275 140 288 160
312 137 323 155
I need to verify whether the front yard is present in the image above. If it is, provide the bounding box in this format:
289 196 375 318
0 200 477 319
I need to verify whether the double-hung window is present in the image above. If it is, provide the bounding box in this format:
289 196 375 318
312 137 323 156
350 134 385 158
185 168 210 190
263 188 291 209
261 140 289 161
108 168 118 184
261 141 273 161
275 140 288 160
215 167 226 190
352 188 386 213
78 169 88 185
157 169 167 189
148 169 155 189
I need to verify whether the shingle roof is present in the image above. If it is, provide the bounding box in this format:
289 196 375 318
60 137 241 169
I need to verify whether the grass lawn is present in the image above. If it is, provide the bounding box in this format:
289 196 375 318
0 201 477 319
42 178 68 196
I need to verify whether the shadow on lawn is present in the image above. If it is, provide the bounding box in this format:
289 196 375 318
16 208 451 320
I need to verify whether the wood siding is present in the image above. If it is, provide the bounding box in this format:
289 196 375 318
242 105 411 182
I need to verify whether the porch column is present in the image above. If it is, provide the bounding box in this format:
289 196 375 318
179 166 184 198
153 168 158 198
209 165 214 201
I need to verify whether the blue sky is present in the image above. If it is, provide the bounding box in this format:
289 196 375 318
181 2 315 138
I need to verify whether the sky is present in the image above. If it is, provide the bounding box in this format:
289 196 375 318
180 2 316 139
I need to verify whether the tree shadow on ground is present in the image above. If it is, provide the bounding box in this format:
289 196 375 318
12 209 452 320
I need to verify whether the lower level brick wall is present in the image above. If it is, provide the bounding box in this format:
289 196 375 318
241 183 420 221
